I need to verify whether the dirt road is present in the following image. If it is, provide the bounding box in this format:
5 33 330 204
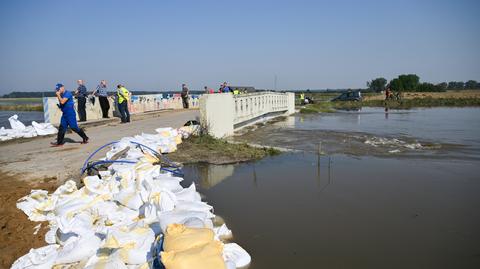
0 109 199 183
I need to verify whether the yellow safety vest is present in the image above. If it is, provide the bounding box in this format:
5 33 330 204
117 87 130 103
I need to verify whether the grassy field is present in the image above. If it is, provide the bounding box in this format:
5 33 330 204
300 97 480 113
0 98 43 111
297 90 480 113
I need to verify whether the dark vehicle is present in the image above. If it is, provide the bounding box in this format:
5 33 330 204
331 90 362 102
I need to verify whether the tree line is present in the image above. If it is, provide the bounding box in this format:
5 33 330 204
367 75 480 92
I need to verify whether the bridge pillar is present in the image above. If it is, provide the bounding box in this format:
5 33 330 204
199 93 235 138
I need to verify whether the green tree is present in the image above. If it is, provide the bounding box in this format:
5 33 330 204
447 81 464 89
398 74 420 91
389 78 404 92
367 77 387 92
436 82 448 91
465 80 478 89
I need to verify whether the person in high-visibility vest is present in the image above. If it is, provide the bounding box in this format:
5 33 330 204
233 89 240 95
117 84 131 123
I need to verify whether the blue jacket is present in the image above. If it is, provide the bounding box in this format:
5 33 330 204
59 91 75 113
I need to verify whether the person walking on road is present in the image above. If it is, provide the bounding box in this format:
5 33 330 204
51 83 89 146
117 84 130 123
75 79 88 122
181 84 189 108
93 80 110 118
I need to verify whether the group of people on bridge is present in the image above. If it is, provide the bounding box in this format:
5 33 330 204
50 80 132 146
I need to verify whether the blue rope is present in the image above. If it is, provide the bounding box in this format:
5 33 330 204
129 141 181 169
81 140 183 175
81 141 119 174
160 167 184 177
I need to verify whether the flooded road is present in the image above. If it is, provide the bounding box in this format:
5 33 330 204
236 107 480 160
183 108 480 268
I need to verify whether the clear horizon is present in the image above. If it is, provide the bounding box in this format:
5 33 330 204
1 0 479 94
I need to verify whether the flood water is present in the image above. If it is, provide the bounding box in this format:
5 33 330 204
0 111 44 128
183 107 480 269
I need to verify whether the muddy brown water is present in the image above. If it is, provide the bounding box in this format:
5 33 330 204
183 107 480 269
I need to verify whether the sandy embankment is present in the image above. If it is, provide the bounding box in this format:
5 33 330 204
0 109 199 267
0 173 57 268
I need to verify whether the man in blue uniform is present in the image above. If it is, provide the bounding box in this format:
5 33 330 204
51 83 89 146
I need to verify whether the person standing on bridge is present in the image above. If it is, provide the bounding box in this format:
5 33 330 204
92 80 110 118
117 84 131 123
75 79 88 122
51 83 89 146
181 83 189 108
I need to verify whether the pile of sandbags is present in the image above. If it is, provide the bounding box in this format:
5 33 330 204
0 114 57 141
13 126 250 269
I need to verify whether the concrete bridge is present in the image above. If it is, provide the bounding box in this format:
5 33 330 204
199 92 295 138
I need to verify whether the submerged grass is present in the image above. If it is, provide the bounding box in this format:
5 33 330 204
300 97 480 113
168 134 281 164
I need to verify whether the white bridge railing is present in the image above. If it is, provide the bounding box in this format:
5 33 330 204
200 92 295 138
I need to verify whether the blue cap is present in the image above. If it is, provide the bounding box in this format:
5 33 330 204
55 83 64 91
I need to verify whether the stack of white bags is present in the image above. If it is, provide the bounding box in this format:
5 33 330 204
12 126 250 269
0 114 57 141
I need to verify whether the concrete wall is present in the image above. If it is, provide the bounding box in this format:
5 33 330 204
43 94 199 124
200 91 295 138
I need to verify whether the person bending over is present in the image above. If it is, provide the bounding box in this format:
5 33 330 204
51 83 89 146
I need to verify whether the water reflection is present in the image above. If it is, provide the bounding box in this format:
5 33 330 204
316 155 333 193
186 163 235 189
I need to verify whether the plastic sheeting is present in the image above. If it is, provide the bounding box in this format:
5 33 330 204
13 125 251 269
0 114 57 141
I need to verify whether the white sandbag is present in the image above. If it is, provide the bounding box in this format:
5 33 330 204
84 250 129 269
56 211 94 236
83 175 119 196
52 180 78 196
11 244 59 269
143 188 177 218
21 126 38 138
54 231 101 265
143 175 183 193
103 226 155 265
17 190 55 222
155 127 178 137
214 224 232 240
175 200 213 212
9 114 26 130
222 243 251 268
32 121 57 135
158 210 215 232
114 189 145 210
174 183 201 202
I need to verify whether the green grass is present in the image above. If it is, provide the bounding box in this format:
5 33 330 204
0 98 43 111
168 134 281 164
0 104 43 111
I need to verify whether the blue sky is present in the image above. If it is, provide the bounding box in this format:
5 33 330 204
0 0 479 93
